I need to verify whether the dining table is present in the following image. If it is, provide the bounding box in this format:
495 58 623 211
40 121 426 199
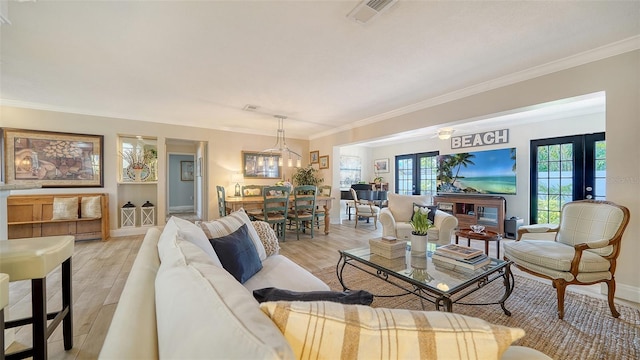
225 195 335 234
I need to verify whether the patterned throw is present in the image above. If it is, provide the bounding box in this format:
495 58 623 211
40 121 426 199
260 301 524 360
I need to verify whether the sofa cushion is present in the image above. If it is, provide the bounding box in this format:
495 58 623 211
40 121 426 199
171 216 222 266
210 223 263 283
198 208 267 261
80 196 102 219
252 220 280 256
260 301 525 359
52 196 79 220
155 261 294 360
388 193 431 223
243 255 330 292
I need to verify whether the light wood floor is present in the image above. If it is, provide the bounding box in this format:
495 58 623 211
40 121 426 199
5 219 639 359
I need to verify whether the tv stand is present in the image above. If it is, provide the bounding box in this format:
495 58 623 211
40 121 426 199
434 194 506 235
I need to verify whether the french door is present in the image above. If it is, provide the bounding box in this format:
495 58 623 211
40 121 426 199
395 152 438 196
530 133 605 224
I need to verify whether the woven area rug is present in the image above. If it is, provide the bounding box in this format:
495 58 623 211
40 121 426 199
313 266 639 360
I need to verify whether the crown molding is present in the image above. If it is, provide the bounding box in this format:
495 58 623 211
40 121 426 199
310 35 640 140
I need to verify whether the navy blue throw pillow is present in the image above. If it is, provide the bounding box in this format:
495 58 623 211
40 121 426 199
209 223 262 283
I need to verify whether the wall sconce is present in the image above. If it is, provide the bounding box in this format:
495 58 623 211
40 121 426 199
437 129 455 140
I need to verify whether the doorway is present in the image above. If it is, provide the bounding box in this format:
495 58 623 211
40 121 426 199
529 132 605 224
166 139 208 222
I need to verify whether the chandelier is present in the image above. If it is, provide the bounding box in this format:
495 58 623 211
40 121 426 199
259 115 302 168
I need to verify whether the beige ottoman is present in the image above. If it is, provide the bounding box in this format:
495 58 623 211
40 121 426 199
0 236 74 360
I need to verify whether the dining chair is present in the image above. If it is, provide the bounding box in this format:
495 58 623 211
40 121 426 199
315 185 332 229
242 184 264 219
287 185 317 240
349 188 380 229
253 186 290 241
504 200 630 319
216 185 228 218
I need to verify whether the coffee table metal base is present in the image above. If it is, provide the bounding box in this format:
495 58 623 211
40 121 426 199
336 251 514 315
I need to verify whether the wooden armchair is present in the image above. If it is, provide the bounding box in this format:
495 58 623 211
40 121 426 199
504 200 630 319
349 188 380 229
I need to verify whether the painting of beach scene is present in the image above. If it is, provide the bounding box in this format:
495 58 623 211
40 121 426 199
437 147 516 195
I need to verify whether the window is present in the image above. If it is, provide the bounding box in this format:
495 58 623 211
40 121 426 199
339 155 362 189
395 151 438 196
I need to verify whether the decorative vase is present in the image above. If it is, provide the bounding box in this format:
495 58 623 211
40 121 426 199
410 233 428 256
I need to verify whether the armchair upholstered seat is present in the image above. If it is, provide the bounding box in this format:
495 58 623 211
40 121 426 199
503 200 630 319
379 193 457 246
349 188 380 229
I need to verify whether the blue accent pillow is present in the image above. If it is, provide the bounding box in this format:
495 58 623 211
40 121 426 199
209 223 262 283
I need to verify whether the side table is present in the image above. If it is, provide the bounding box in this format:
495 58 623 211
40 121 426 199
455 229 502 259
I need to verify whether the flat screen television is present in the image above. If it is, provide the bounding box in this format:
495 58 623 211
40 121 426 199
437 147 516 195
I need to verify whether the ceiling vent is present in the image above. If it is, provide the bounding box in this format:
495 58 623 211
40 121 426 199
243 104 260 112
347 0 398 24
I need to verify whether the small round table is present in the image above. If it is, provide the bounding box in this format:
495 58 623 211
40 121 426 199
455 228 502 259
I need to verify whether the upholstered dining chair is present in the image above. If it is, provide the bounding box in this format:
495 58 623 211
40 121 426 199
287 185 317 240
503 200 630 319
216 185 228 218
349 188 380 229
253 186 290 241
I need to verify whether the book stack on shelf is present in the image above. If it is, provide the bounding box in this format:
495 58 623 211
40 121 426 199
432 244 491 274
369 236 407 259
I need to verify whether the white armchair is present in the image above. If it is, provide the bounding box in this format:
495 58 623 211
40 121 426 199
379 193 458 246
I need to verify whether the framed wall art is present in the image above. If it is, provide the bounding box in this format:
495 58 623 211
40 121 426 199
310 150 319 164
242 151 281 179
181 160 194 181
3 128 104 187
319 155 329 169
374 158 390 173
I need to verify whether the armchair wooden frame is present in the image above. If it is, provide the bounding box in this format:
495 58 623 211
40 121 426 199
349 188 379 230
506 200 630 319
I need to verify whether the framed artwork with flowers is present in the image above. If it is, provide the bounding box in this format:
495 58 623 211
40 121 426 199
3 128 104 187
374 158 389 173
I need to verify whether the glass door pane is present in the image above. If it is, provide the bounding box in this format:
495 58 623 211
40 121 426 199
530 132 604 224
395 155 413 195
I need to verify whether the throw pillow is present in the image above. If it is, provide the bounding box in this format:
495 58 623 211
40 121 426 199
412 203 436 223
209 224 263 283
52 197 79 220
171 216 222 266
198 208 267 261
80 196 102 219
260 301 525 359
253 287 373 305
251 221 280 256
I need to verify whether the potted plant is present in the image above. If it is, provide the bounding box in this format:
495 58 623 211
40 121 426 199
292 165 324 187
409 205 433 256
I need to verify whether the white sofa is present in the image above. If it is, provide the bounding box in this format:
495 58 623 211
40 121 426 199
380 193 458 245
99 210 550 360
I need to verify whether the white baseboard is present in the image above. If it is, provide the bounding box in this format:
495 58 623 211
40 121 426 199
607 282 640 303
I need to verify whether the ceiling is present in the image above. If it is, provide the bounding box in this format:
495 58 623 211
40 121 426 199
1 1 639 140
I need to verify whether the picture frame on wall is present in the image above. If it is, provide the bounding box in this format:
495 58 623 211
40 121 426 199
374 158 390 173
319 155 329 169
3 128 104 187
242 151 282 179
181 160 194 181
310 150 320 164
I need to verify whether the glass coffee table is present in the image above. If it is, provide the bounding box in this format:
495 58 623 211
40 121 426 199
336 247 514 314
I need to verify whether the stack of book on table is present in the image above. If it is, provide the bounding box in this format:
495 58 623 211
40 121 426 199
432 244 491 274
